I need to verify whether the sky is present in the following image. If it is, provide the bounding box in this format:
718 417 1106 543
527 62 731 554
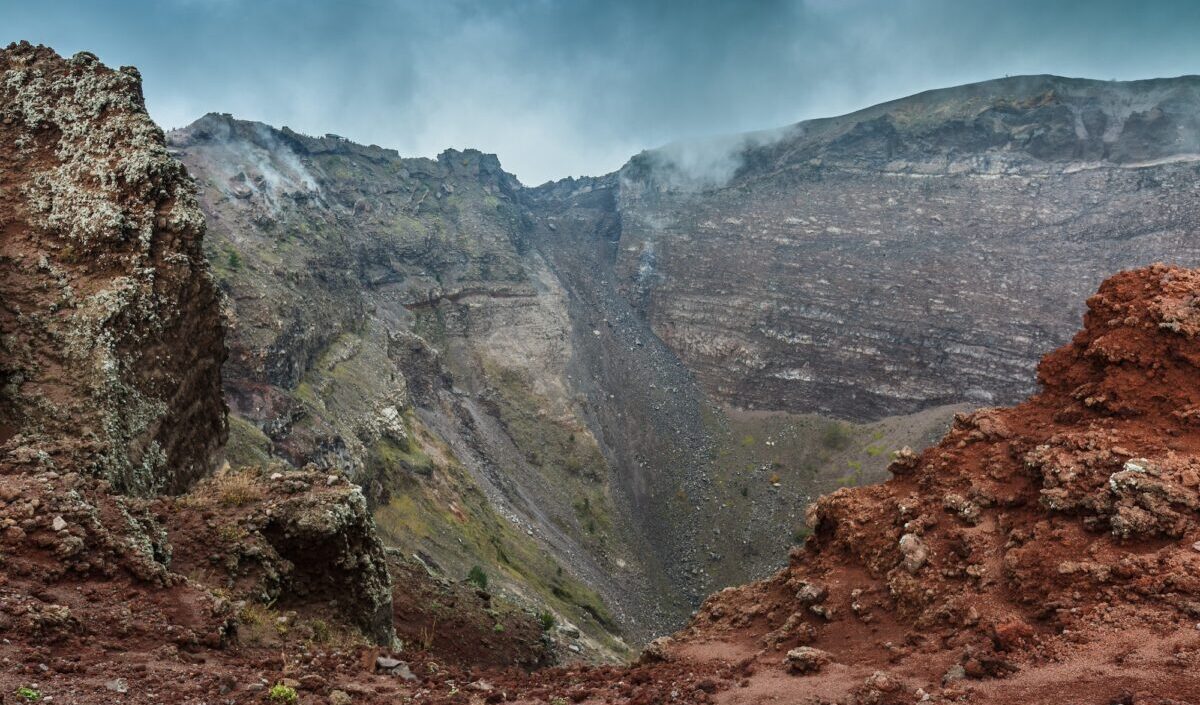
5 0 1200 185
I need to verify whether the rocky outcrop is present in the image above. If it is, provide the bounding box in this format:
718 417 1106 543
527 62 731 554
160 465 394 645
680 264 1200 702
0 44 395 668
0 41 225 495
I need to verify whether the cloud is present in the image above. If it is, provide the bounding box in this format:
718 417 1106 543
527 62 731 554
4 0 1200 184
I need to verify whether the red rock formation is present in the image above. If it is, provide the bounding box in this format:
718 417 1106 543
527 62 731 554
677 263 1200 702
0 41 225 494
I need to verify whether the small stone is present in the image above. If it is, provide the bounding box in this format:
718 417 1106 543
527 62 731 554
105 678 128 693
899 533 928 573
557 624 581 638
327 475 339 486
1191 541 1200 553
943 664 966 683
785 646 831 675
888 447 920 475
51 515 67 532
329 690 352 705
795 581 827 605
270 473 283 481
375 656 416 680
638 636 673 664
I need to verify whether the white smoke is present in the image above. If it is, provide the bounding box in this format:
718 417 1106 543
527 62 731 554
640 123 802 190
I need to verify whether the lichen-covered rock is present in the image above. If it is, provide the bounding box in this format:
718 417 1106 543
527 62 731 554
0 42 226 495
784 646 832 674
160 465 395 645
260 470 395 644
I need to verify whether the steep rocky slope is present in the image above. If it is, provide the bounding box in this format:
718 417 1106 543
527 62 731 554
171 114 965 648
596 75 1200 420
168 74 1200 647
167 116 649 652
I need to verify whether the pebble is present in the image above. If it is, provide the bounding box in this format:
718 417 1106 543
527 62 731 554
1191 541 1200 553
105 678 128 693
51 516 67 532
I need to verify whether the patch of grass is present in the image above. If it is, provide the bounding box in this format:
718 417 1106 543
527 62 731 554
467 565 488 590
372 436 435 481
212 468 265 506
14 687 40 702
218 523 246 545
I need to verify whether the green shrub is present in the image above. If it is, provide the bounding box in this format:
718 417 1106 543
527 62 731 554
820 422 853 450
467 564 488 590
309 618 331 643
269 683 297 703
537 610 556 631
14 687 40 702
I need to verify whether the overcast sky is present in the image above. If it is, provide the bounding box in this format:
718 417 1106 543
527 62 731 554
5 0 1200 184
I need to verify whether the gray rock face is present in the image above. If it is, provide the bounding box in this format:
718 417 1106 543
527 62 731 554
545 74 1200 421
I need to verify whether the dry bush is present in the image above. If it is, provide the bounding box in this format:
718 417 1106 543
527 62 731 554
212 468 266 506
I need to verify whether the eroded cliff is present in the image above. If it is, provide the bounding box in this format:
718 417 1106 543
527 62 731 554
0 43 225 494
601 75 1200 420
